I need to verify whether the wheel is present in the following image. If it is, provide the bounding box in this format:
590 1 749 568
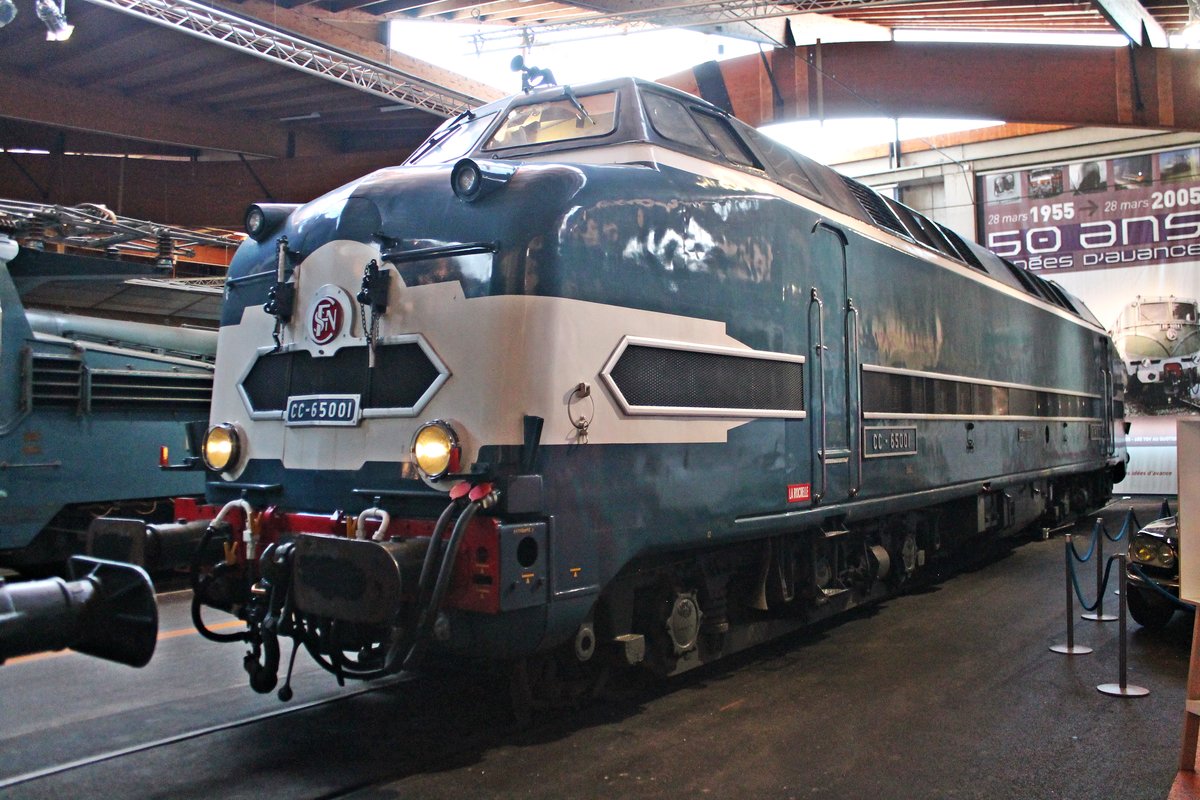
1127 585 1176 629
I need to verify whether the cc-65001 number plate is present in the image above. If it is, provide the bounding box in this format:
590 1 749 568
285 394 362 426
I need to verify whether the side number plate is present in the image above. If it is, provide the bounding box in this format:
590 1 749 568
285 394 362 427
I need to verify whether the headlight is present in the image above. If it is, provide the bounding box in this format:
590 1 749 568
411 420 460 480
243 203 299 242
1130 534 1177 569
202 423 242 472
451 160 482 199
1132 537 1157 564
450 158 516 202
244 205 266 238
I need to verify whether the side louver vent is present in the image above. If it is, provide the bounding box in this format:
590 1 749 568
30 353 82 408
90 370 213 409
840 175 909 238
28 354 212 411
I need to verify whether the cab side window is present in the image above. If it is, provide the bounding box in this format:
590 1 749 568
643 92 763 170
644 93 718 155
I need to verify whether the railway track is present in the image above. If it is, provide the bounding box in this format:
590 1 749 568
0 664 520 800
0 675 416 793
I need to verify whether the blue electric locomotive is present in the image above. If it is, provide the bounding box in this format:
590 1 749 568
0 231 217 572
179 78 1127 697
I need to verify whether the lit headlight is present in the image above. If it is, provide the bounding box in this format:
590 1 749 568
411 420 460 480
202 423 242 472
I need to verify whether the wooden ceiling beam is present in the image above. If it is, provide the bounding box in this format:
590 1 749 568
0 149 408 227
658 40 1200 131
208 84 366 113
429 0 573 19
76 48 233 91
1091 0 1170 45
139 62 282 102
2 71 333 158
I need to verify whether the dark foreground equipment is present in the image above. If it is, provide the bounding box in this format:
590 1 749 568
0 556 158 667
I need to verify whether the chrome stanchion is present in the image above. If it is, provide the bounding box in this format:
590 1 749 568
1083 518 1117 622
1052 533 1093 655
1098 554 1149 698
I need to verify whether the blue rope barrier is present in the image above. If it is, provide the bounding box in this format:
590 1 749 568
1068 519 1101 563
1105 508 1138 544
1128 562 1195 610
1067 546 1117 612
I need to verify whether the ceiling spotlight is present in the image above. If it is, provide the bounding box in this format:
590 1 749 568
35 0 73 41
0 0 17 27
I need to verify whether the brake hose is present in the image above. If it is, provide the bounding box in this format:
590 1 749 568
402 486 495 671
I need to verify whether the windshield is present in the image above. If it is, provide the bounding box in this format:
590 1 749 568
1137 301 1197 324
483 92 617 151
407 111 498 166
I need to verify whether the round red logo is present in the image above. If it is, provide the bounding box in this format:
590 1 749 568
310 296 344 345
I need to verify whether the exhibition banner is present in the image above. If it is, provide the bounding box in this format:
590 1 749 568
981 146 1200 274
980 144 1200 494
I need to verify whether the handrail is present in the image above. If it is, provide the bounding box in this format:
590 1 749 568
809 287 827 504
846 299 861 497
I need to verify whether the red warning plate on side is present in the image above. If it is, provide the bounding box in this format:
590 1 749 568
787 484 811 503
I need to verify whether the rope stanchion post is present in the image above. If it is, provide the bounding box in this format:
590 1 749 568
1098 553 1150 698
1083 518 1117 622
1052 533 1093 655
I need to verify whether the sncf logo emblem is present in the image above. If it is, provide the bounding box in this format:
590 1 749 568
787 484 811 503
311 296 344 345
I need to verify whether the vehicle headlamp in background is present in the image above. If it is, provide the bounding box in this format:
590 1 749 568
202 423 242 472
244 203 300 242
1130 534 1178 569
411 420 460 480
450 158 517 202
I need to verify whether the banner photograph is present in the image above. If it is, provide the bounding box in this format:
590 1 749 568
980 145 1200 494
981 146 1200 274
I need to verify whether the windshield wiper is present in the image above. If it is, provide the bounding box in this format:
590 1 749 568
563 87 594 126
410 108 476 161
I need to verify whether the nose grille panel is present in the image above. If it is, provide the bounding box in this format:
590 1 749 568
241 341 446 416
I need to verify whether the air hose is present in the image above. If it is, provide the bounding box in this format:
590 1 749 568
400 482 497 673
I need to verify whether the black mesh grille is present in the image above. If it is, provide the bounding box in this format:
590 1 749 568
840 175 908 237
609 344 804 412
862 370 1101 419
242 343 441 413
368 344 444 408
242 352 290 411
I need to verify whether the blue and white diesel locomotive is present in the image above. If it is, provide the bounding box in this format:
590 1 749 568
182 78 1127 696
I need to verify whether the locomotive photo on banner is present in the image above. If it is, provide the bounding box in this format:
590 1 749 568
980 144 1200 495
982 146 1200 274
